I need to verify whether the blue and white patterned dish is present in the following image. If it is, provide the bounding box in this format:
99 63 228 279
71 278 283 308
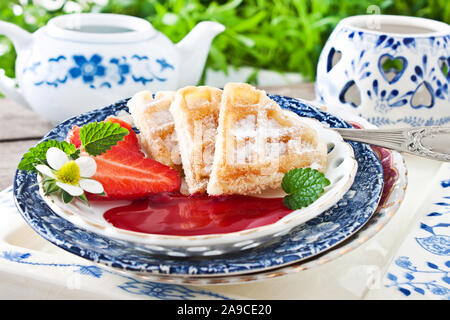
13 95 384 277
40 113 357 257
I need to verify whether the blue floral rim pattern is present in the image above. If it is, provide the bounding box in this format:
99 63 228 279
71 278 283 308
13 95 384 276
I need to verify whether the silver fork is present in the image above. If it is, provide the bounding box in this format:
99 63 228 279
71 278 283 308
334 126 450 162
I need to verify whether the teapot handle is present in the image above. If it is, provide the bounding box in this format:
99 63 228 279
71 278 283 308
0 21 32 108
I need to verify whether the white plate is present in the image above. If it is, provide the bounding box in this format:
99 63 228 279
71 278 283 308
40 114 357 257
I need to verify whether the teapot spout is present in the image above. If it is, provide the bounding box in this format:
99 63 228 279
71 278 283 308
176 21 225 87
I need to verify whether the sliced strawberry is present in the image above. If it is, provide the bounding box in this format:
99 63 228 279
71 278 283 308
90 150 182 200
66 117 181 200
66 125 81 148
103 117 144 156
67 118 143 156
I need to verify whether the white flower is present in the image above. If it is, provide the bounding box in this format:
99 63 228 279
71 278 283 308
35 147 104 197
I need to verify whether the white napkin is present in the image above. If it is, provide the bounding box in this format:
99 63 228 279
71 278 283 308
365 162 450 300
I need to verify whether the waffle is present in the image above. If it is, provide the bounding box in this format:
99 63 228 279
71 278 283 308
127 90 183 173
170 86 222 194
207 82 327 195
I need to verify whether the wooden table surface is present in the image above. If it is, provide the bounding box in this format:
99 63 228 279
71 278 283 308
0 83 316 190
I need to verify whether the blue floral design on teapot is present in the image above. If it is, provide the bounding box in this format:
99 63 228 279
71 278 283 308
69 54 108 84
26 53 174 90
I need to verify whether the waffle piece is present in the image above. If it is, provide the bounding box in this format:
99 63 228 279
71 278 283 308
127 90 183 173
207 82 327 195
170 86 222 194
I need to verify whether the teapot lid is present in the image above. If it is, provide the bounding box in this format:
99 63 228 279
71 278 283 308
45 13 157 43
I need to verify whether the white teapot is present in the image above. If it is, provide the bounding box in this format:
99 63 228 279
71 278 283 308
0 13 225 123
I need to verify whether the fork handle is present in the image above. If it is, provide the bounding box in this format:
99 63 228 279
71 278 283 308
334 126 450 162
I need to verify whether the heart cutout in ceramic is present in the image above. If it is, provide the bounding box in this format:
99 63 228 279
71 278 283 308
438 56 449 79
378 54 407 84
326 47 342 72
411 81 435 109
339 80 361 108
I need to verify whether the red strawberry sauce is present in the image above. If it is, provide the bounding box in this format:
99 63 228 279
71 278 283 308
67 119 292 236
101 193 292 236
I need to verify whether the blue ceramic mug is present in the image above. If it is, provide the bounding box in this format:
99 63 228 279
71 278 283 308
316 15 450 127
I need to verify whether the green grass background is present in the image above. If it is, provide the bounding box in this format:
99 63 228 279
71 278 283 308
0 0 449 83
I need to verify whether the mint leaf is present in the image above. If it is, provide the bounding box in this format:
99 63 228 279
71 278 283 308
80 122 129 157
18 140 78 172
281 168 330 210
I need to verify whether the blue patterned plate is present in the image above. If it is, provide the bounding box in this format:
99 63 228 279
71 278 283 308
13 95 384 277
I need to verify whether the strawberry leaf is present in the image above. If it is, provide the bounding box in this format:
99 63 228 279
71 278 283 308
61 190 74 203
43 179 60 196
80 122 129 157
